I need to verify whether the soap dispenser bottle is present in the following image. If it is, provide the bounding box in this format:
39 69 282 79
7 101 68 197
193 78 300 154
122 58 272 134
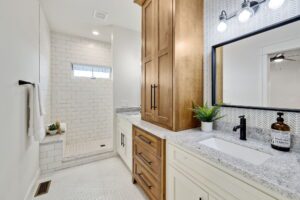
271 112 291 152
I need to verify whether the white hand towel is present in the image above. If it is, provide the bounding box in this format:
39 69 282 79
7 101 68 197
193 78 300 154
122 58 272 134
28 84 46 141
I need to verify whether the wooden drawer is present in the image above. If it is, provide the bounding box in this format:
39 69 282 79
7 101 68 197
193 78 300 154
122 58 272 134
133 126 162 158
134 142 161 180
133 160 160 200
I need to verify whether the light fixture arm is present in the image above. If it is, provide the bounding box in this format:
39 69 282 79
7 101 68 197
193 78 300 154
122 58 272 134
219 10 236 21
218 0 267 25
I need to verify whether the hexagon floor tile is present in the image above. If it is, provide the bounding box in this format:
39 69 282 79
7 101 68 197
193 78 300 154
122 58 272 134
31 157 148 200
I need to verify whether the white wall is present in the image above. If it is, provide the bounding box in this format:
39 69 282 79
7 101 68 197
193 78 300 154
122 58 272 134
0 0 50 200
223 42 262 106
112 26 141 109
51 33 113 144
270 49 300 109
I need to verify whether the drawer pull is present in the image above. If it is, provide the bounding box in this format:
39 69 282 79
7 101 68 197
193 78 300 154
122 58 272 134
138 152 152 166
138 135 152 145
138 173 152 189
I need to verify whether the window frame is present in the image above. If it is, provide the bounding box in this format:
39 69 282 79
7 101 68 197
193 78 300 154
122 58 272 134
72 63 112 80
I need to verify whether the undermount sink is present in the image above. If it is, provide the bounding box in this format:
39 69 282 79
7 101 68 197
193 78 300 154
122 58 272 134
199 138 272 165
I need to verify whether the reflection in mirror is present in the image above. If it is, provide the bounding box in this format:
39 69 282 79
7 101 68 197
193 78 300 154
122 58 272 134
214 19 300 110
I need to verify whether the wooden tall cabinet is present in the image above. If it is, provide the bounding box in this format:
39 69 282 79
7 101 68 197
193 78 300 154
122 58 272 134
137 0 203 131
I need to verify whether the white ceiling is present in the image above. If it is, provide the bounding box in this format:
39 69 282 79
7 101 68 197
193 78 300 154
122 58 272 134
41 0 141 42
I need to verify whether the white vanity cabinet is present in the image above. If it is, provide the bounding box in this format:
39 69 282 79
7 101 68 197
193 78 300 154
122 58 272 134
116 115 133 171
166 142 287 200
167 165 209 200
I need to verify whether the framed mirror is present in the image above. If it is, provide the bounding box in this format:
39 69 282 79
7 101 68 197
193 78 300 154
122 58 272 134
212 15 300 112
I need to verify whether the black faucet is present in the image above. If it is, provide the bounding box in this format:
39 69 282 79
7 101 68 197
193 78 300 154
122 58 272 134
233 115 247 140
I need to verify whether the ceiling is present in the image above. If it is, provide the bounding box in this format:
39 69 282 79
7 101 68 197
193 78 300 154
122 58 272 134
41 0 141 42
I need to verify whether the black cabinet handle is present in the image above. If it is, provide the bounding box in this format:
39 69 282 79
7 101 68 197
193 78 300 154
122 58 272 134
138 152 152 166
120 133 123 146
138 135 152 145
150 84 153 110
153 84 158 110
121 133 125 147
138 173 152 189
123 134 125 147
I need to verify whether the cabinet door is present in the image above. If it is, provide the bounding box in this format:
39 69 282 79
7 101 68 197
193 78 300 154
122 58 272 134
141 0 156 122
124 132 133 171
155 0 173 128
117 128 126 160
117 128 121 153
167 166 208 200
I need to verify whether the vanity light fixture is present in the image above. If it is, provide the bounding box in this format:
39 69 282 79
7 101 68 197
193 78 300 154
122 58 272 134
217 10 237 32
217 11 228 32
238 0 256 23
217 0 286 32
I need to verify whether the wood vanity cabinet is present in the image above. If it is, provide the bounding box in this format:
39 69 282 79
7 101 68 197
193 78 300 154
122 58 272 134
136 0 204 131
132 126 166 200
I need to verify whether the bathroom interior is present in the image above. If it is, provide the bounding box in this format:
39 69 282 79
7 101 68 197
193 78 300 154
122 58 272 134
1 0 300 200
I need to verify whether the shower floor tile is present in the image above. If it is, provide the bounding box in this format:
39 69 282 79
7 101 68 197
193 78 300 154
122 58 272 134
32 157 148 200
64 139 113 158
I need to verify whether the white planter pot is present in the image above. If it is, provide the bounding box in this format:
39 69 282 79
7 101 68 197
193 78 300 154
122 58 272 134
48 130 57 135
201 122 213 132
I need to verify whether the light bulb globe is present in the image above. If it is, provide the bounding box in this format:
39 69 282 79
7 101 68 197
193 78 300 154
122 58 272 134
217 21 227 32
268 0 285 10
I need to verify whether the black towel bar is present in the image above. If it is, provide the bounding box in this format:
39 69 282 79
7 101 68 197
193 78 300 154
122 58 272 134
18 80 35 86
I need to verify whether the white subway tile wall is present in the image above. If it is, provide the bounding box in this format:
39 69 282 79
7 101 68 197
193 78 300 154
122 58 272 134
204 0 300 134
40 141 63 173
50 32 113 144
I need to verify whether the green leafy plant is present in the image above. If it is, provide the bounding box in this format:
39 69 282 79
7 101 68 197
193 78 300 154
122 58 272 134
48 123 58 131
192 102 225 122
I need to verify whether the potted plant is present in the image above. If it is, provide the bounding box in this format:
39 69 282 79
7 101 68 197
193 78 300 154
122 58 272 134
47 123 58 135
192 102 224 132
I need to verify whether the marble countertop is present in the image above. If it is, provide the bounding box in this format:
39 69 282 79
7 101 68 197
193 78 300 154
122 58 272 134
40 133 65 145
117 112 300 200
116 112 174 139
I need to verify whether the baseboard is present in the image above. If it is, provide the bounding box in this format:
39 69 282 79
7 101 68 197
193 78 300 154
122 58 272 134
24 168 40 200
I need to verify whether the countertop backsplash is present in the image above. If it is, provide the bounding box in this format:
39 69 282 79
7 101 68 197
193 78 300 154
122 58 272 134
115 107 140 113
215 120 300 153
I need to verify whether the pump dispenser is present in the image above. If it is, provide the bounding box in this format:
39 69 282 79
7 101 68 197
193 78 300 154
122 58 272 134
271 112 291 152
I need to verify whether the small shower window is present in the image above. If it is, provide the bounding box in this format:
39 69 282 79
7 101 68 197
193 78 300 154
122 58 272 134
72 63 112 79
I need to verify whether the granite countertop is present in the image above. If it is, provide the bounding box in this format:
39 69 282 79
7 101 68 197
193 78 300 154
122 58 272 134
117 112 300 200
167 130 300 200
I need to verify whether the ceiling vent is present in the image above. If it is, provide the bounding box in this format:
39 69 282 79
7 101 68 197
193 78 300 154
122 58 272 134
93 10 109 21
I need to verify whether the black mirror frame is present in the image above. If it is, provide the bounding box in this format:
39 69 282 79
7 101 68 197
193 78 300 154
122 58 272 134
212 15 300 113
